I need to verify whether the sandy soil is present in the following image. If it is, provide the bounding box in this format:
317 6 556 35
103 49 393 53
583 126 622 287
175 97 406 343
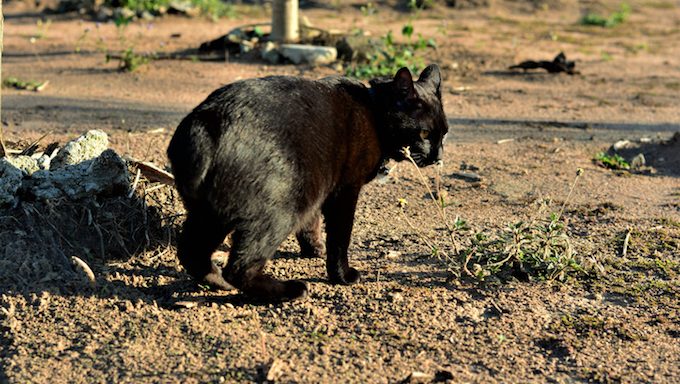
1 0 679 383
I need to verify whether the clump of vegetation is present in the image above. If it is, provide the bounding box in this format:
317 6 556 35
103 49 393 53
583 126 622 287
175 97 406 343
398 147 585 283
346 23 436 79
106 48 154 72
59 0 234 20
3 77 49 92
460 212 579 281
594 152 630 170
407 0 434 11
360 1 378 16
102 15 155 72
581 3 631 27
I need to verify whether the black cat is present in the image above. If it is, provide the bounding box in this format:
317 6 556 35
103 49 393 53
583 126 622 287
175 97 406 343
167 64 449 302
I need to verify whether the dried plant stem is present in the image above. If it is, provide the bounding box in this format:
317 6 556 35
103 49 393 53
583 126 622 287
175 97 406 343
622 229 631 258
462 247 475 277
402 147 461 252
398 206 449 261
71 256 96 286
556 169 583 222
129 168 141 198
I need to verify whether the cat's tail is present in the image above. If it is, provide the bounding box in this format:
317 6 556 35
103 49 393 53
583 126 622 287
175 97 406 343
167 114 216 204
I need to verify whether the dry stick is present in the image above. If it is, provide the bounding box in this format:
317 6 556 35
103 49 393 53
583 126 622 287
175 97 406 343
462 247 476 277
622 229 631 258
19 131 51 156
398 205 449 261
71 256 96 286
555 168 584 222
126 157 175 185
142 192 150 247
128 168 141 198
401 147 461 253
143 184 165 194
0 125 6 157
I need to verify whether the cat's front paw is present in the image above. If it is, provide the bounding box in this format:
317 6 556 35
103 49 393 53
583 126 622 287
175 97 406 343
329 267 361 285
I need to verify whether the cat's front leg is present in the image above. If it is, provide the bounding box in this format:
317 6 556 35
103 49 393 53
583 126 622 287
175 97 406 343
322 186 361 285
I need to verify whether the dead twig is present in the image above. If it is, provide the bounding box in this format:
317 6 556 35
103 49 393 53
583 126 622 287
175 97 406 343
129 168 141 198
19 132 51 156
71 256 96 286
126 157 175 186
622 229 631 258
402 147 461 253
0 123 6 158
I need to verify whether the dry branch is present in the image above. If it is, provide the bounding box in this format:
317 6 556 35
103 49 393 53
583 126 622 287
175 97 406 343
71 256 96 286
126 157 175 186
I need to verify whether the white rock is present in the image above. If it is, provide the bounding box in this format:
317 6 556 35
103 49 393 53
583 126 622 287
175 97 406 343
26 149 129 201
51 130 109 170
0 159 23 206
280 44 337 66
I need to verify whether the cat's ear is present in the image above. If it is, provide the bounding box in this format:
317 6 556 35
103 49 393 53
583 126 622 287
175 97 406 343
393 67 417 100
418 64 441 96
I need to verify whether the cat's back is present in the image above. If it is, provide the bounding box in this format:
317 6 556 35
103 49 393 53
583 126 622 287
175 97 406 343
194 75 367 125
168 74 373 205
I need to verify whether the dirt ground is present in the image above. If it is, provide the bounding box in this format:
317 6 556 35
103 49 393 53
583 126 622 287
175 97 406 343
1 0 679 382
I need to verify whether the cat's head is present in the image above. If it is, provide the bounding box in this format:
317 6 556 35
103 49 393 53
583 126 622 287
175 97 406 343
370 64 449 167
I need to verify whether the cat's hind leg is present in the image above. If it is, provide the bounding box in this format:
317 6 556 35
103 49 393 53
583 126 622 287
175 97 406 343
296 213 325 258
224 224 307 302
177 207 234 290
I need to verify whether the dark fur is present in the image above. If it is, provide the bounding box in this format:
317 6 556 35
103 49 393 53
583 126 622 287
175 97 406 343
167 65 448 302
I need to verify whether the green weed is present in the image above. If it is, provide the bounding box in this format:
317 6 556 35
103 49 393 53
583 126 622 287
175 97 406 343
360 2 378 16
107 48 153 72
345 23 436 79
594 152 630 170
104 16 154 72
104 0 234 20
3 77 49 92
461 211 581 281
31 19 52 41
581 3 631 28
408 0 434 11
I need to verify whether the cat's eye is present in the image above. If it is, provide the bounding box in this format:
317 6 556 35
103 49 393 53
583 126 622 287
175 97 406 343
420 130 430 140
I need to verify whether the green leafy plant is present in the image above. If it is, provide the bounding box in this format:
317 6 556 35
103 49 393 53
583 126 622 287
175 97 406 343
407 0 434 11
107 48 153 72
31 19 52 41
581 3 631 27
346 23 436 79
104 0 234 20
3 77 49 92
190 0 235 20
462 212 580 281
104 15 154 72
594 152 630 170
360 1 378 16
